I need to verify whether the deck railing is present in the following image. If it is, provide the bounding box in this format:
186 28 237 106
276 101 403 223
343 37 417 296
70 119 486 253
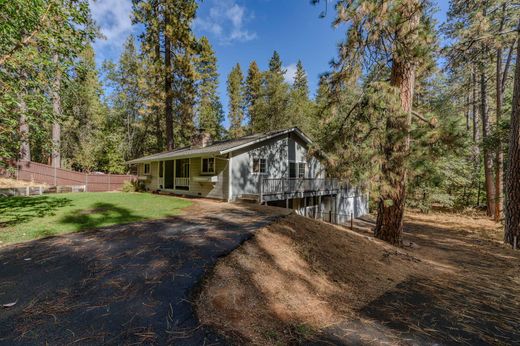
175 177 190 187
261 178 339 196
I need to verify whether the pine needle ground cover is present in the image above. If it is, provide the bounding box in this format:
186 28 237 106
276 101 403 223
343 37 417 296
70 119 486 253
196 211 520 345
0 192 191 244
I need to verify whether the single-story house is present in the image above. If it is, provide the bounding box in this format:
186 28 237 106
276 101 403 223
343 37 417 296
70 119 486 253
127 127 368 222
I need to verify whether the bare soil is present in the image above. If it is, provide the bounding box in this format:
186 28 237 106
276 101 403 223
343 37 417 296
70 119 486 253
196 210 520 345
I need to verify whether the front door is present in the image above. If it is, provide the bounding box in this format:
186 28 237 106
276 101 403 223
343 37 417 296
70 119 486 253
164 160 174 189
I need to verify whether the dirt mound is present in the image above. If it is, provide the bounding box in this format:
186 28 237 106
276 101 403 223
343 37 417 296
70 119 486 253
196 211 520 345
196 214 427 344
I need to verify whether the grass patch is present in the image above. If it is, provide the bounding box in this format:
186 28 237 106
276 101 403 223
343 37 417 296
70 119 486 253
0 192 192 244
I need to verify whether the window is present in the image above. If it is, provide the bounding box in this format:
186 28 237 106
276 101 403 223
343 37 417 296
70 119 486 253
298 162 306 178
289 161 306 178
159 161 163 178
201 157 215 174
289 162 297 178
253 158 267 174
144 163 150 174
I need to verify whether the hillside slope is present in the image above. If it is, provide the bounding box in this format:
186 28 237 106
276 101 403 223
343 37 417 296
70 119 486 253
196 211 520 345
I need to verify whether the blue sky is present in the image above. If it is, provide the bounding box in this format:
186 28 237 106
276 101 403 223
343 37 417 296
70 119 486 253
91 0 450 128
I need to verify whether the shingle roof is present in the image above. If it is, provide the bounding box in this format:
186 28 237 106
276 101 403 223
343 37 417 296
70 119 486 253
126 127 311 164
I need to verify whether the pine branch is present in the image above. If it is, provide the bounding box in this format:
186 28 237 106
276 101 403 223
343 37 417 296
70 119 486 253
412 111 436 128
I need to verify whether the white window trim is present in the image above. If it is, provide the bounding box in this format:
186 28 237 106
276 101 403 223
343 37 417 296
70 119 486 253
200 157 215 175
289 160 306 178
252 157 268 175
298 162 306 178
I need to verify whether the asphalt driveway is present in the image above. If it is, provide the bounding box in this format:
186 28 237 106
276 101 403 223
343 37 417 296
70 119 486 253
0 199 289 345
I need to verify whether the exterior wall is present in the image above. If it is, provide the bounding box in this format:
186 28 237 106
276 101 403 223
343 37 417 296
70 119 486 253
335 186 369 221
230 133 325 199
187 156 228 199
231 135 289 198
138 156 229 200
288 133 323 179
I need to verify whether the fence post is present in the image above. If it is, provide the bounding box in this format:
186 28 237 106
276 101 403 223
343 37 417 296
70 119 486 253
108 174 111 191
26 186 29 196
54 165 57 186
350 212 353 230
39 186 42 195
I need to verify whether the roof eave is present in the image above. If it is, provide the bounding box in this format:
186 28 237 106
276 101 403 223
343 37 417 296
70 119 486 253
220 127 312 155
126 150 221 164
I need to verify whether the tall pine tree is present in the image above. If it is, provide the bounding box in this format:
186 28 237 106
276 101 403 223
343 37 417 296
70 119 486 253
245 61 262 132
227 63 245 138
194 36 223 140
314 0 435 245
288 60 314 134
254 51 290 132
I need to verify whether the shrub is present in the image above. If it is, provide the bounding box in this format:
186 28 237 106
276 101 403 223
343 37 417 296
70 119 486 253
121 180 140 192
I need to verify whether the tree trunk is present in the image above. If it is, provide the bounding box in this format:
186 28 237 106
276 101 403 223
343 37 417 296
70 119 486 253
51 53 61 168
373 3 420 246
153 3 163 151
495 47 504 221
494 4 507 222
164 13 174 151
480 70 496 217
472 69 481 206
18 96 30 162
472 69 479 143
374 58 416 245
504 30 520 247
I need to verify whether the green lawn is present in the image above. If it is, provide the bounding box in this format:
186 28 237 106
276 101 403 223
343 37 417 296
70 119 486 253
0 192 192 244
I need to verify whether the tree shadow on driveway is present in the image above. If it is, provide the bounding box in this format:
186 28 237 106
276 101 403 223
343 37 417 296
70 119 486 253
0 201 288 345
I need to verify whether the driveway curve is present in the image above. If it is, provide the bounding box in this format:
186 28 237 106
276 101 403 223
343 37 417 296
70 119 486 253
0 199 289 345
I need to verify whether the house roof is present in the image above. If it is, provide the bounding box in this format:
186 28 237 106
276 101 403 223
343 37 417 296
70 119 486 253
126 127 312 164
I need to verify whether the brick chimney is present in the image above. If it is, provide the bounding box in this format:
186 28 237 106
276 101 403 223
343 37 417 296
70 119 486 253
191 129 213 148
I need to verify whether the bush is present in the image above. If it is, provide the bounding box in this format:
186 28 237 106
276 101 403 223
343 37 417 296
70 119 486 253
121 180 142 192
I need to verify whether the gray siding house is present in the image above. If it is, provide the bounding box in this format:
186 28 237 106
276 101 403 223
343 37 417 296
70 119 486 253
128 127 368 222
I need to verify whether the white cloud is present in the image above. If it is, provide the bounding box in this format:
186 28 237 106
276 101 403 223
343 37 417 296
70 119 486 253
89 0 135 56
284 63 297 84
194 0 257 44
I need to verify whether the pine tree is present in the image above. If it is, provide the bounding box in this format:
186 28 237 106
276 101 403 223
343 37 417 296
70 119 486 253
245 61 262 132
314 0 435 245
288 60 314 134
133 0 198 150
102 36 155 161
254 51 290 132
504 28 520 248
293 60 309 96
0 0 96 165
227 63 245 138
195 36 223 140
444 1 519 219
61 44 111 172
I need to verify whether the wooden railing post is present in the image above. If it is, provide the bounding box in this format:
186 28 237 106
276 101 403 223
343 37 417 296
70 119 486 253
260 176 263 204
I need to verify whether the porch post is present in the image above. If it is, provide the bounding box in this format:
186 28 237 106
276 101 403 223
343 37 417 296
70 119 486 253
173 159 176 190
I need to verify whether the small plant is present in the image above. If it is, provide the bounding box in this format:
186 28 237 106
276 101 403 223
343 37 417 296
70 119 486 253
122 180 142 192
